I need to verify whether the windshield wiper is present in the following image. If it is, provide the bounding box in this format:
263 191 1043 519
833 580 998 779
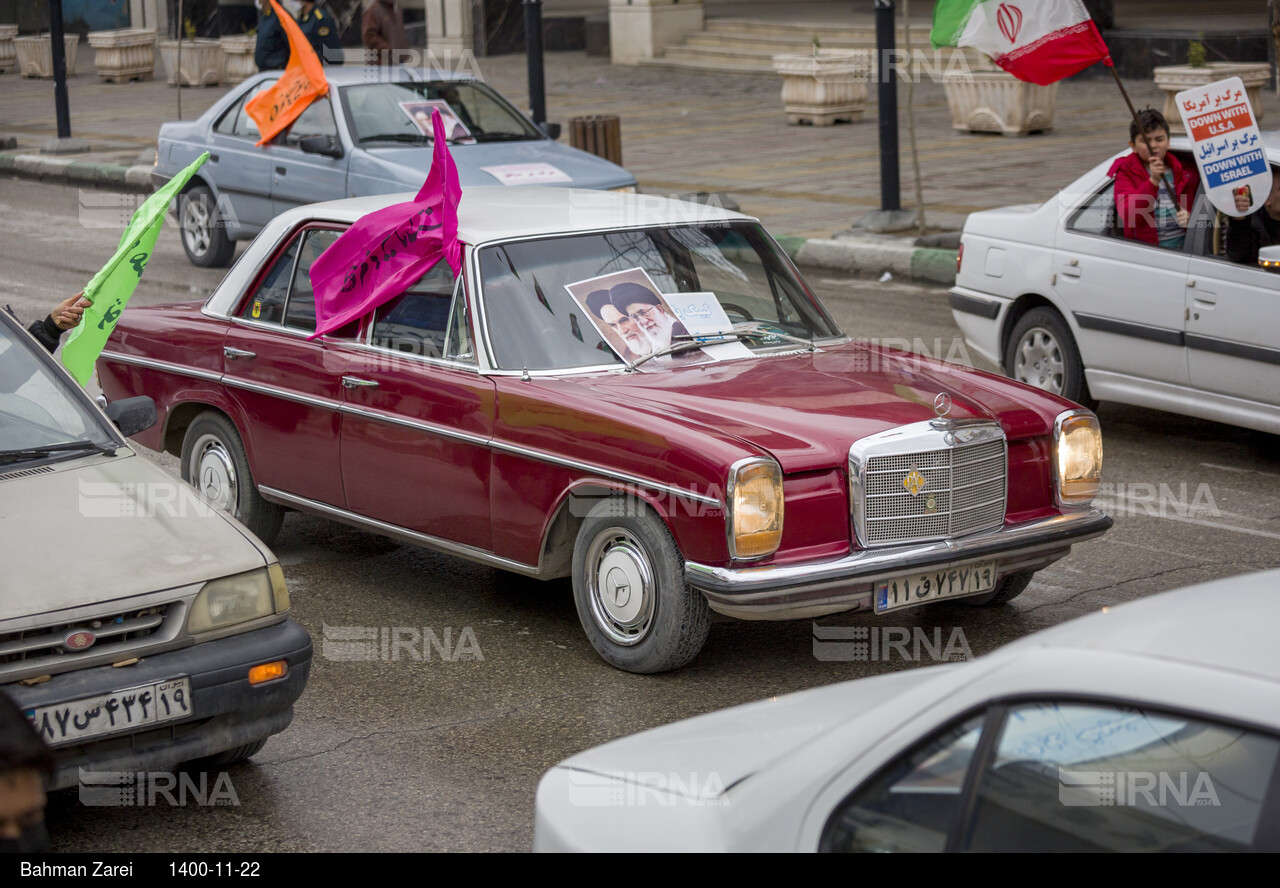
470 132 538 143
625 323 816 372
357 133 431 144
0 439 118 465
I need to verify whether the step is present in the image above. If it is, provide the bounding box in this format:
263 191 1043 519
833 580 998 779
705 18 935 41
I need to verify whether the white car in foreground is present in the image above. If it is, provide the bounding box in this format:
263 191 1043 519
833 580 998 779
951 134 1280 435
534 571 1280 852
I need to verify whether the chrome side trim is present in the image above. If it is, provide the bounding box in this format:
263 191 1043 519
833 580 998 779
223 376 342 412
257 486 544 576
686 508 1112 604
341 403 490 447
485 438 722 507
98 351 223 384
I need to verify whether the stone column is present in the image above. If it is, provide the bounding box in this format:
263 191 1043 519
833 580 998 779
427 0 476 57
131 0 163 31
608 0 702 66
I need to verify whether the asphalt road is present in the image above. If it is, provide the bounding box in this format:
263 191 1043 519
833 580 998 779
4 178 1279 852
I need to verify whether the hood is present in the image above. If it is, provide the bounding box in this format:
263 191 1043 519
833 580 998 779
359 139 635 190
557 667 945 796
0 452 269 621
564 343 1066 473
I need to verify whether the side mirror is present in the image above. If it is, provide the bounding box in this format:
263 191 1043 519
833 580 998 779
104 396 157 438
299 134 344 159
538 121 562 141
1258 245 1280 272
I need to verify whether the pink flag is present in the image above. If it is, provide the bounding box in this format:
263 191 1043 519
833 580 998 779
309 108 461 339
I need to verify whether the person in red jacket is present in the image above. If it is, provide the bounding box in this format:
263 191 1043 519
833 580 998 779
1109 109 1199 250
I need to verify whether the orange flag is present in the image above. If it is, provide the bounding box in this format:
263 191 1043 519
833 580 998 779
245 0 329 146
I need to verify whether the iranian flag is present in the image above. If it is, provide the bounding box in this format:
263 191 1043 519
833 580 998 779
931 0 1111 85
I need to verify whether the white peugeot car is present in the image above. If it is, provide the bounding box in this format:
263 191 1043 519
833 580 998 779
950 134 1280 435
534 571 1280 852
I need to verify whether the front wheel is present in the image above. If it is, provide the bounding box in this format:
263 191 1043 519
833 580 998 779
180 412 283 544
957 571 1034 607
179 185 236 268
571 499 711 674
1004 307 1094 408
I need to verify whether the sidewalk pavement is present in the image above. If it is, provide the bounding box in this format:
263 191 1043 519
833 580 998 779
4 50 1278 285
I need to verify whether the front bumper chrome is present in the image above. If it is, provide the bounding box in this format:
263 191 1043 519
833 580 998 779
685 508 1112 620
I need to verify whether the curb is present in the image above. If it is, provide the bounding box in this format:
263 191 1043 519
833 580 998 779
0 152 959 285
779 236 957 287
0 152 153 192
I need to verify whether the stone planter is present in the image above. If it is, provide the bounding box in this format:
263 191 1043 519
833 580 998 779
942 63 1057 136
87 28 156 82
0 24 18 74
220 34 257 84
1153 63 1270 133
13 34 80 79
158 38 226 87
772 50 871 126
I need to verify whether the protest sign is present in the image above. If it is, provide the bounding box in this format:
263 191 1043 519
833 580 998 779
1177 76 1272 218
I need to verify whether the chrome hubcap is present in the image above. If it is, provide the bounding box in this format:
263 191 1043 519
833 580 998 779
1014 327 1065 395
181 198 211 256
586 528 655 646
189 434 237 514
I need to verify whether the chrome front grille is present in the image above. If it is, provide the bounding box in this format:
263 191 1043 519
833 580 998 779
850 421 1007 547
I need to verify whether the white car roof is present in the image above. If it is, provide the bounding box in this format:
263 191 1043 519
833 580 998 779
287 186 751 245
1000 568 1280 684
205 187 753 317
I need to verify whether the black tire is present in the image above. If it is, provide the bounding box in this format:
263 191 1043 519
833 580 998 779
179 184 236 268
1004 307 1095 408
957 570 1034 607
186 738 268 770
571 498 711 674
180 412 284 544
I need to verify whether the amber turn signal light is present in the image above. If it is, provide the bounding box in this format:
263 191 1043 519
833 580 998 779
248 661 288 685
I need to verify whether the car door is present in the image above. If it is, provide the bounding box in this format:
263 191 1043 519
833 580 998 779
1184 172 1280 410
221 225 352 508
206 80 278 234
819 700 1280 852
267 96 350 217
339 262 497 550
1053 175 1191 386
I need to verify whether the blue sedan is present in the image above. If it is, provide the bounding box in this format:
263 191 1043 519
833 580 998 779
155 67 638 267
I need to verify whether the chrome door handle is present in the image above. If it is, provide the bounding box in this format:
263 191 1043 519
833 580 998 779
342 376 379 389
223 347 256 359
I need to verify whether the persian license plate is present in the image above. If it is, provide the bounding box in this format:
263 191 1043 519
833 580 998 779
875 561 998 613
26 677 192 747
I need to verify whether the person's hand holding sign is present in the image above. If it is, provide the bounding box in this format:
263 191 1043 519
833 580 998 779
51 292 90 330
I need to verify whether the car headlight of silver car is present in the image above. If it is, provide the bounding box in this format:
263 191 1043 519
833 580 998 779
727 458 784 559
188 564 290 635
1053 409 1103 506
609 185 638 194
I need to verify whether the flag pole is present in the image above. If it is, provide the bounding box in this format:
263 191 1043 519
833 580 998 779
1108 63 1148 149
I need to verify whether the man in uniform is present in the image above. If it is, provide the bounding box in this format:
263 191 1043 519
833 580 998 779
254 0 290 70
298 1 344 65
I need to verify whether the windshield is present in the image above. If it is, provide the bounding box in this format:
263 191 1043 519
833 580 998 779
341 80 542 145
0 319 115 458
478 222 842 371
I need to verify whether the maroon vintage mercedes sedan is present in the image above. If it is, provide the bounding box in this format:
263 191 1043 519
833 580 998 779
98 188 1111 673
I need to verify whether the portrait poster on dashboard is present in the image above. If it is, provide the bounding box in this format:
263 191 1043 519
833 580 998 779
398 100 472 142
565 268 731 368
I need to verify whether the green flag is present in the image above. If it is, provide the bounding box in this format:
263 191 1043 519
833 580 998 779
60 152 210 386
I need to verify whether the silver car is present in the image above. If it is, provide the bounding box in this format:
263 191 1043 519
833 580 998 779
535 571 1280 851
0 309 311 788
156 67 638 267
